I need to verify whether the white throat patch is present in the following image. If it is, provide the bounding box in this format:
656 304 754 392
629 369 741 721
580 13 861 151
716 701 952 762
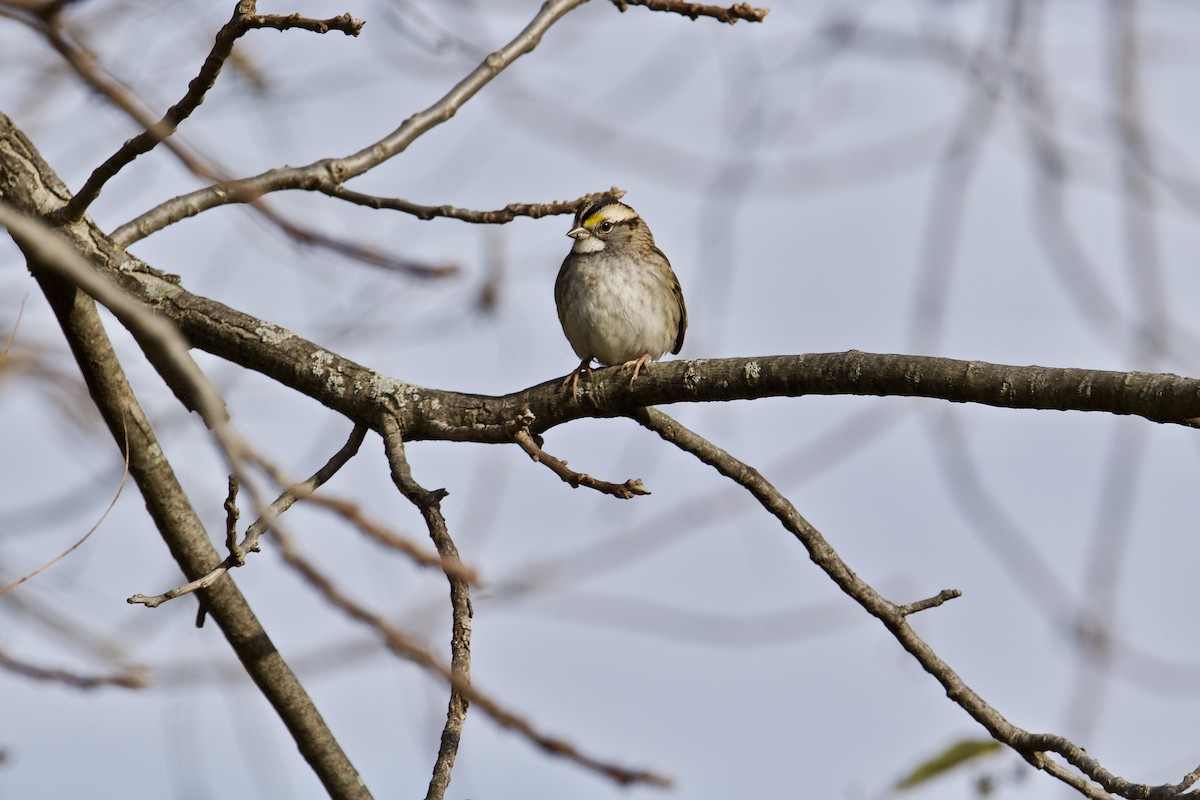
572 235 606 254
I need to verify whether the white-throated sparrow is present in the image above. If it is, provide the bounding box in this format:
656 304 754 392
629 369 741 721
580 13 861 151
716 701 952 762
555 195 687 394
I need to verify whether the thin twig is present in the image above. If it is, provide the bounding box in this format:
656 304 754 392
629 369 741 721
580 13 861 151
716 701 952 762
513 427 650 499
303 493 479 584
111 0 592 246
244 11 363 36
431 409 649 498
379 412 668 791
57 2 363 220
897 589 962 617
41 22 216 213
0 421 128 596
323 186 625 224
379 414 473 799
630 407 1200 800
35 11 433 279
253 202 457 278
35 17 439 278
0 295 27 367
224 474 240 557
0 647 148 690
613 0 769 24
274 499 670 791
38 6 401 285
129 424 370 609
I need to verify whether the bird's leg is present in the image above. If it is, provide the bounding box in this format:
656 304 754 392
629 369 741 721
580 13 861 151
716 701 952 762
620 353 652 384
560 358 593 396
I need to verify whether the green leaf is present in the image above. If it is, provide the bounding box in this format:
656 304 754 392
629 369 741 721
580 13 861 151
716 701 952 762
893 738 1004 791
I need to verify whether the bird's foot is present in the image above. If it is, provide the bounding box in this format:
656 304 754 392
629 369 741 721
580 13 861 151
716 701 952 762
560 359 593 397
620 353 652 385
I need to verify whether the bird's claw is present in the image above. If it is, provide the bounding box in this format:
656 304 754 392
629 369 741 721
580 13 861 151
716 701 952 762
620 353 652 384
561 359 593 397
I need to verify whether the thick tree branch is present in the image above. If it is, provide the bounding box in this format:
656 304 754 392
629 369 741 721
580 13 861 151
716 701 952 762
111 250 1200 436
4 112 1197 441
26 267 370 799
630 407 1200 800
3 102 365 796
16 193 1190 440
0 202 230 431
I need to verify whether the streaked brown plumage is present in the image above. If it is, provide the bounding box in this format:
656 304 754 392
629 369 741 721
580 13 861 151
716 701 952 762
555 196 686 394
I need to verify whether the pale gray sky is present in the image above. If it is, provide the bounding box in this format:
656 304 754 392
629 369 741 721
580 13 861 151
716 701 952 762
3 2 1200 799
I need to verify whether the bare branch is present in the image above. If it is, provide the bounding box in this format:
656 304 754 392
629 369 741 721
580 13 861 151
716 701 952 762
303 493 480 584
513 425 650 499
0 295 26 367
0 422 127 596
39 23 217 211
27 10 430 280
223 474 240 557
897 589 962 617
613 0 769 24
253 202 457 278
273 503 670 791
379 414 473 798
432 408 649 497
630 407 1200 800
27 247 370 798
9 176 1200 440
323 186 625 224
0 647 147 690
0 202 233 435
128 423 378 609
111 0 592 246
244 11 364 36
57 2 363 220
78 214 1200 436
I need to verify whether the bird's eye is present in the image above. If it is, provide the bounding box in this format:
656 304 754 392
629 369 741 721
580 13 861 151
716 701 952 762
599 221 614 233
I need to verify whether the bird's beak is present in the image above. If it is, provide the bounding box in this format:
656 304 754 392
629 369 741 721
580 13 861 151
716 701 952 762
567 226 588 240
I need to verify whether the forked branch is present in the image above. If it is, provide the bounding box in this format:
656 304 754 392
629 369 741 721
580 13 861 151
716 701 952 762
58 1 363 220
631 407 1200 800
128 424 370 608
111 0 592 246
